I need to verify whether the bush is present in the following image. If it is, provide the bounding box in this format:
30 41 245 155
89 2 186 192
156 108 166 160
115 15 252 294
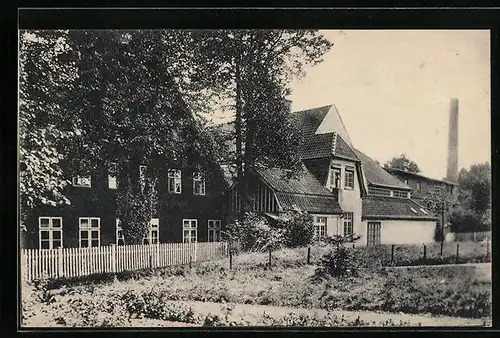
450 207 490 233
226 212 285 252
313 243 360 281
276 210 315 248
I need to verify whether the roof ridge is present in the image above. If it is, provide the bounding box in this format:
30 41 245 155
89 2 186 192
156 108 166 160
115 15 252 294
291 104 334 114
332 132 338 155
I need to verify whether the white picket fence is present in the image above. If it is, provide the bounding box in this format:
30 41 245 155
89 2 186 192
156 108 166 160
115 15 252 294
21 241 228 281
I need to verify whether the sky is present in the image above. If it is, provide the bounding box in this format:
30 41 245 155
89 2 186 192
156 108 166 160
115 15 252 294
289 30 490 180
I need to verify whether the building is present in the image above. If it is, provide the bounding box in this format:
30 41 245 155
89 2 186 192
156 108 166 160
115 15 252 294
22 162 228 250
224 104 438 246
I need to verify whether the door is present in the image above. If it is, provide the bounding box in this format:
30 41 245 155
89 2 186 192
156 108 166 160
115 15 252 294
367 222 381 246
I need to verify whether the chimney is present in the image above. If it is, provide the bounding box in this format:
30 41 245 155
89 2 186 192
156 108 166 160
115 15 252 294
446 98 459 182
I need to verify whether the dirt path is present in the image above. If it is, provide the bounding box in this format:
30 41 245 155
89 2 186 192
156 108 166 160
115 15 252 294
131 300 490 327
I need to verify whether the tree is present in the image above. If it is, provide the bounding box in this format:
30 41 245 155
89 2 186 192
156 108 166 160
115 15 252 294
183 30 333 221
421 184 456 242
19 30 79 230
384 154 421 173
450 163 491 232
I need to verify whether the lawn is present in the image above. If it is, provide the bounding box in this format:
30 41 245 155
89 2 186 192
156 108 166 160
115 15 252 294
21 245 492 327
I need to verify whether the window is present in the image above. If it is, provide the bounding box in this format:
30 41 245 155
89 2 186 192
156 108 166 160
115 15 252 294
410 207 418 214
314 216 327 240
367 222 381 246
116 218 125 245
182 219 198 243
168 169 182 194
328 166 341 190
193 172 206 195
108 162 117 189
393 190 408 198
208 220 221 242
143 218 159 245
368 186 391 196
79 217 100 248
420 208 429 215
416 181 422 192
343 213 353 237
404 178 409 185
73 175 91 187
344 167 355 189
39 217 63 249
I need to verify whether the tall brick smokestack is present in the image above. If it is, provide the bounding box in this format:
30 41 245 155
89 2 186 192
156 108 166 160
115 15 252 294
446 98 459 182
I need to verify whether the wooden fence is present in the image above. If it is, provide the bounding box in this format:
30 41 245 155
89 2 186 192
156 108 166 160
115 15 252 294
21 241 228 281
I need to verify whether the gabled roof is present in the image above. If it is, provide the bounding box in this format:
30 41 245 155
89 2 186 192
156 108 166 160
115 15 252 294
255 165 343 214
354 149 411 190
385 168 458 186
293 105 359 162
362 195 437 221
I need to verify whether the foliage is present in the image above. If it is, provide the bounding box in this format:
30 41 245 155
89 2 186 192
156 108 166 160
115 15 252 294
313 235 361 281
383 153 421 173
226 212 285 252
275 210 315 248
454 163 491 232
19 31 76 230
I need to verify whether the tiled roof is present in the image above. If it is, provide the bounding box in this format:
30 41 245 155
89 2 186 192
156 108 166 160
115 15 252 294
292 105 334 159
385 168 458 186
335 134 360 161
275 192 343 214
354 149 411 190
256 165 335 196
255 165 343 214
362 195 437 221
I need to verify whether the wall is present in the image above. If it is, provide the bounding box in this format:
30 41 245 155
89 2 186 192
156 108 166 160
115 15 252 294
311 213 341 237
360 219 437 246
326 158 363 239
24 165 226 249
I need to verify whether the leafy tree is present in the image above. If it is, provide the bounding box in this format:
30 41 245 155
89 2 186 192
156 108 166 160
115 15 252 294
449 163 491 233
19 30 78 230
183 30 333 220
421 184 456 241
384 154 421 173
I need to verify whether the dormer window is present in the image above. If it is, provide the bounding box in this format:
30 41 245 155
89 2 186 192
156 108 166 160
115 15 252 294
193 172 206 195
404 178 409 185
328 165 341 191
344 167 355 189
168 169 182 194
73 175 91 188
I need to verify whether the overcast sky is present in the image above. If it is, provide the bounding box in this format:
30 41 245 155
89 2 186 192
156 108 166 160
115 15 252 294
290 30 490 180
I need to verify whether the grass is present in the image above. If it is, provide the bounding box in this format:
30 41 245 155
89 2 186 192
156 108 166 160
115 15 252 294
21 245 492 327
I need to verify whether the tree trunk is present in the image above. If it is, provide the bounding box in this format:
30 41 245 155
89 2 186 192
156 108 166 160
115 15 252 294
235 47 246 223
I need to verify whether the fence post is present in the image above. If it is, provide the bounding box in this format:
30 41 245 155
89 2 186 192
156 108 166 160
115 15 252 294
229 245 233 270
423 245 427 261
194 242 197 263
486 238 491 261
189 255 192 270
352 244 355 249
268 248 272 270
440 239 444 256
307 247 311 265
391 245 395 264
58 246 63 278
156 243 160 268
111 244 117 274
456 243 460 264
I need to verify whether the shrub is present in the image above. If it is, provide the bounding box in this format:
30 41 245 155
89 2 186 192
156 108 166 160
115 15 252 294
313 241 361 281
277 210 315 248
226 212 285 252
